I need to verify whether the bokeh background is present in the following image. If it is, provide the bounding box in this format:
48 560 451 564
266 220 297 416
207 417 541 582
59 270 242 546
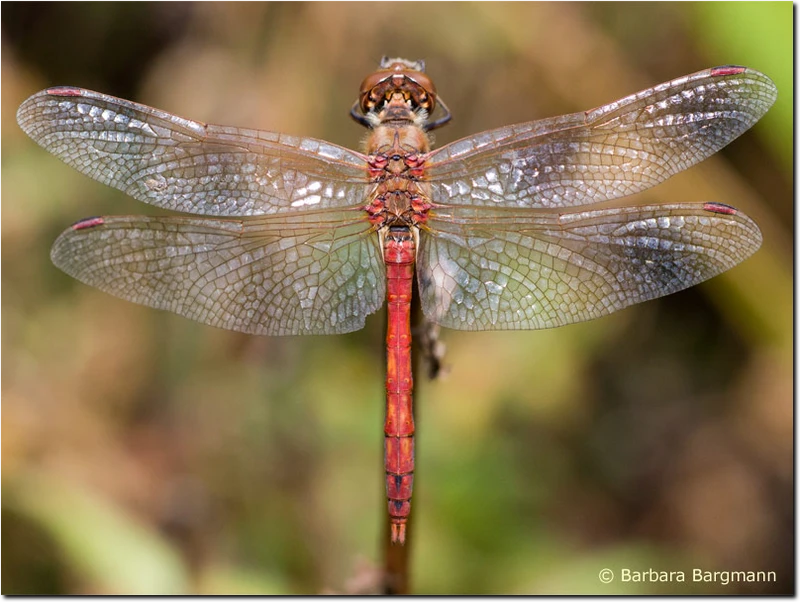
2 2 792 595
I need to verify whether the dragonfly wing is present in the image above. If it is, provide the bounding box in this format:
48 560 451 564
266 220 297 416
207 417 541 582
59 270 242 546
51 211 384 335
418 203 761 330
17 87 370 216
426 67 776 208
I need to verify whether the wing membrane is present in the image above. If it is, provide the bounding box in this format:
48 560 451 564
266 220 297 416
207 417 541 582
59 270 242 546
51 211 384 335
426 67 776 208
418 203 761 330
17 87 371 216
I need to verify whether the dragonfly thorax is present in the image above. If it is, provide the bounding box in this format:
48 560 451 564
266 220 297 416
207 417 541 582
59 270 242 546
366 121 430 157
365 108 432 230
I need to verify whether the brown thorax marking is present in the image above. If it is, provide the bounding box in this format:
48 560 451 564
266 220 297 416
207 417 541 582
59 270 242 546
365 188 432 228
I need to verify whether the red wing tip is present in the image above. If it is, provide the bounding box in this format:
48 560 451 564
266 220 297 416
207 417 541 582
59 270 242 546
46 86 84 97
703 202 738 216
710 65 747 77
71 217 105 230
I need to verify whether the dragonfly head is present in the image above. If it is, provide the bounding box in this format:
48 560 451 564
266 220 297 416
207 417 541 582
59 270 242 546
356 57 439 120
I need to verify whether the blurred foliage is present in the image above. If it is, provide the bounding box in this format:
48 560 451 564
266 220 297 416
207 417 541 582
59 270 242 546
2 2 792 595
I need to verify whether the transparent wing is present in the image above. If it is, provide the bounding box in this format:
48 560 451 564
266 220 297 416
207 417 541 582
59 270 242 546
17 87 371 216
418 203 761 330
51 210 384 335
426 67 777 208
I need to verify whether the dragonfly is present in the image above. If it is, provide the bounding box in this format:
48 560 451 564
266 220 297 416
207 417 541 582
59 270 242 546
17 58 776 545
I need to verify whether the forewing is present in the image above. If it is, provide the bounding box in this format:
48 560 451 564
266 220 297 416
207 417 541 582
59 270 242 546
51 211 384 335
18 87 371 216
418 203 761 330
426 67 776 208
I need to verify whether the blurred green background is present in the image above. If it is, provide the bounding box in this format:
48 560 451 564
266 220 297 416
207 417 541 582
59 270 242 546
2 2 792 594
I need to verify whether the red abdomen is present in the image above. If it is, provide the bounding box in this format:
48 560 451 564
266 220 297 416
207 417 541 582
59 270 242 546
383 228 416 544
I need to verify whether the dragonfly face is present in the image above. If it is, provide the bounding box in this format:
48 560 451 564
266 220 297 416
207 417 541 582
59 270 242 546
357 57 437 116
352 57 450 131
17 59 776 545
